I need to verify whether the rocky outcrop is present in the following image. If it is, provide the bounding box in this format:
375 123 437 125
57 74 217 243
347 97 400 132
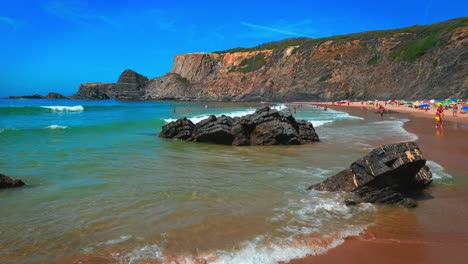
45 92 67 99
308 142 432 207
73 82 116 100
115 69 149 100
9 92 68 99
8 94 44 99
159 106 319 146
0 173 25 189
143 73 196 100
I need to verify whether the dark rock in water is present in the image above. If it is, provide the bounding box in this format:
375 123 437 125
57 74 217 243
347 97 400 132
194 115 235 145
353 185 418 208
0 173 25 189
158 118 195 140
308 142 432 208
45 92 67 99
159 106 319 146
8 94 44 99
116 69 149 100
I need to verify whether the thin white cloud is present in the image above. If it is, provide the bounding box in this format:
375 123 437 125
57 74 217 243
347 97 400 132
240 21 314 38
44 0 116 26
0 16 16 26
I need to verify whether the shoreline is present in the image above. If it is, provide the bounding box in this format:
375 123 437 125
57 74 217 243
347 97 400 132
287 102 468 264
294 101 468 125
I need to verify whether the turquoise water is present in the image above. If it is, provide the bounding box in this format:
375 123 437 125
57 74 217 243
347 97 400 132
0 99 452 264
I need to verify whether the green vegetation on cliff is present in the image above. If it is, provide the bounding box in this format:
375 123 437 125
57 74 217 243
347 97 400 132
237 53 267 73
390 36 438 62
367 55 378 65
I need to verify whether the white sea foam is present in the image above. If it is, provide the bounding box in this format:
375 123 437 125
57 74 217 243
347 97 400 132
426 160 453 180
308 120 334 127
113 191 374 264
97 235 133 247
368 118 418 141
119 244 163 264
46 125 68 129
327 109 364 120
164 104 290 124
41 105 84 112
272 103 288 111
212 227 366 264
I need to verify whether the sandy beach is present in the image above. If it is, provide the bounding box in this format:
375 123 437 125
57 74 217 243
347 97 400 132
288 103 468 264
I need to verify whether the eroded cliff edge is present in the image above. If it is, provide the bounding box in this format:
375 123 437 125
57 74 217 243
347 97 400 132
73 18 468 101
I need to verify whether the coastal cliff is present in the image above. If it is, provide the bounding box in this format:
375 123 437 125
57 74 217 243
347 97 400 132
73 18 468 101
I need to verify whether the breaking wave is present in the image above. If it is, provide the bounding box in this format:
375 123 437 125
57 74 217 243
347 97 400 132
40 105 84 112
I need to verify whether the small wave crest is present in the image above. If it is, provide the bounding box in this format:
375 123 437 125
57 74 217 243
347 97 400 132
368 118 418 141
426 160 453 180
118 244 163 264
327 109 364 120
40 105 84 112
46 125 68 129
308 120 334 127
164 104 288 124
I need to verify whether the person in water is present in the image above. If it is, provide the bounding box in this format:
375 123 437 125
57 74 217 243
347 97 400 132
324 104 328 111
378 105 385 118
435 110 443 128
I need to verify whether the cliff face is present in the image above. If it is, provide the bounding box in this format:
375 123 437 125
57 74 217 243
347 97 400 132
74 18 467 101
166 19 467 101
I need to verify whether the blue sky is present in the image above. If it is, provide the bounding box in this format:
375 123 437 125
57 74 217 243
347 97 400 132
0 0 466 96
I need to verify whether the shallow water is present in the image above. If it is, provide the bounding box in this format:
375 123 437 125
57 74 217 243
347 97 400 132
0 100 454 264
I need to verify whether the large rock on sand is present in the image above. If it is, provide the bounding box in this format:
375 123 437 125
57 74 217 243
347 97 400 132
308 142 432 207
159 106 319 146
0 173 25 189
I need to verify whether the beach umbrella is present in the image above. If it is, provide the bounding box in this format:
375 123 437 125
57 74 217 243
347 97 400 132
405 101 412 104
430 99 435 103
462 106 468 111
413 101 421 107
420 103 430 108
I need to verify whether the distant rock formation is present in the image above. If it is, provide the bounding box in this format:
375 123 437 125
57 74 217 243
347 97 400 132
72 82 116 100
308 142 432 207
45 92 67 99
115 69 149 100
9 94 44 99
143 73 194 100
159 106 319 146
0 173 25 189
8 92 67 99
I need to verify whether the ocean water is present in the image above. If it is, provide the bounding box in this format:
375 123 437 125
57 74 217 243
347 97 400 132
0 99 453 264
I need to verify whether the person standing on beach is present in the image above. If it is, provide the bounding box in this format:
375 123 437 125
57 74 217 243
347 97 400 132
453 104 458 117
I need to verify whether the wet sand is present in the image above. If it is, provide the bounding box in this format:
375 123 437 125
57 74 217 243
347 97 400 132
288 104 468 264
